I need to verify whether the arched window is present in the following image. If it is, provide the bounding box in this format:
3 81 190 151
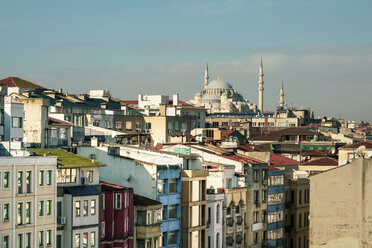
216 233 220 248
216 204 220 223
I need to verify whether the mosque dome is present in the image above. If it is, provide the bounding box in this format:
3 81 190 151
206 77 232 89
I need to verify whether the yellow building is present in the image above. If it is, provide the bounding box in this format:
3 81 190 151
338 141 372 165
0 156 57 248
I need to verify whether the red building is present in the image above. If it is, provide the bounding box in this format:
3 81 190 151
100 181 134 248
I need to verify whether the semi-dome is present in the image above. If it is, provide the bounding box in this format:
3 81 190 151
206 78 232 89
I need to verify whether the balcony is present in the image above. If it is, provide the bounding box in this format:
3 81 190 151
255 200 261 207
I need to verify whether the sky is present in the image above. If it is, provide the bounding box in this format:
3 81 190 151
0 0 371 122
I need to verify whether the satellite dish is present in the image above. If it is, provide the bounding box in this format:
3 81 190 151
356 145 366 158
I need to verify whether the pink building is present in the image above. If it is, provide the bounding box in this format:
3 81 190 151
100 181 134 248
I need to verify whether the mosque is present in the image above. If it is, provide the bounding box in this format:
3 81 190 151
190 60 266 115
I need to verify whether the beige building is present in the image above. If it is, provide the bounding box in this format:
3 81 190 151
338 141 372 165
284 169 310 248
310 158 372 248
11 97 50 148
181 170 208 248
0 156 57 248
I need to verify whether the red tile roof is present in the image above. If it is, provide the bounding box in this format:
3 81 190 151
339 141 372 149
100 180 127 190
239 144 265 152
301 150 333 156
249 128 318 142
302 157 338 166
48 117 73 126
270 153 298 165
0 77 46 89
268 165 280 171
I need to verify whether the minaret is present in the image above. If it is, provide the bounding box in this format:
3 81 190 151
258 58 264 114
279 81 284 107
204 62 209 89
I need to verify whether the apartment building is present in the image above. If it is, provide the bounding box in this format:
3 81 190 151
206 188 224 248
29 149 104 248
284 169 309 248
181 170 208 248
77 145 184 248
134 194 162 248
338 141 372 165
266 166 285 248
0 156 57 248
100 181 134 248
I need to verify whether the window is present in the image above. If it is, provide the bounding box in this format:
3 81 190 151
101 222 105 237
91 200 96 215
115 193 122 209
90 232 96 247
236 206 240 214
262 169 267 180
25 233 31 248
226 206 231 215
145 122 151 130
299 190 302 204
47 170 52 186
254 170 259 181
216 233 220 248
216 204 220 223
157 179 164 194
207 207 211 224
39 170 44 186
168 121 174 130
46 230 52 246
3 235 9 248
76 201 81 216
39 231 44 247
83 200 88 216
135 122 142 131
17 233 23 248
168 231 176 245
4 171 10 188
125 121 132 130
57 168 77 184
39 201 44 216
102 195 105 210
18 171 23 194
169 178 176 193
26 171 32 193
115 121 122 130
169 204 177 219
175 121 179 130
181 122 187 131
254 211 259 223
12 117 22 128
83 233 88 248
262 190 267 203
3 203 9 221
254 232 259 244
17 202 23 225
299 213 302 227
75 234 80 248
87 171 93 183
47 200 52 215
26 202 31 224
254 190 259 204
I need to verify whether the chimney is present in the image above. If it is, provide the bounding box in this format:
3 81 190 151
173 93 179 106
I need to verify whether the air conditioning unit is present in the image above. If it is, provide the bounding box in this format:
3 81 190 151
60 217 66 225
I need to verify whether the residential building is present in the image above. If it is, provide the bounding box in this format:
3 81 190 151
0 76 46 95
338 141 372 165
47 117 73 147
181 170 208 248
299 157 338 175
0 156 57 248
310 158 372 247
134 194 162 248
77 145 184 248
29 149 104 248
206 188 224 248
3 96 23 142
266 166 285 248
284 169 309 248
100 181 134 248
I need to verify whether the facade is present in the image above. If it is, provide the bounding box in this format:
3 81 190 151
284 169 309 248
338 141 372 165
77 145 184 248
310 158 372 247
0 156 57 248
3 96 24 142
47 117 73 147
299 157 338 175
190 63 257 114
266 166 285 248
134 194 162 248
100 181 134 248
12 97 50 148
181 170 208 248
206 189 224 248
29 149 104 248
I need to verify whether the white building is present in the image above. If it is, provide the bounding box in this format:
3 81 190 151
206 189 224 248
3 96 23 142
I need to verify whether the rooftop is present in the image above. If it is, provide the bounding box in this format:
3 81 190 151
270 153 298 165
249 127 319 142
302 157 338 166
29 149 104 167
339 141 372 149
134 194 162 206
0 76 46 89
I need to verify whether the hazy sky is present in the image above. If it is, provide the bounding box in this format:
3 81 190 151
0 0 371 121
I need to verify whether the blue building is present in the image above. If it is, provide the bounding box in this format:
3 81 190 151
77 146 183 248
266 165 285 248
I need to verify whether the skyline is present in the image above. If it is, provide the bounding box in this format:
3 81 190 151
1 0 371 121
